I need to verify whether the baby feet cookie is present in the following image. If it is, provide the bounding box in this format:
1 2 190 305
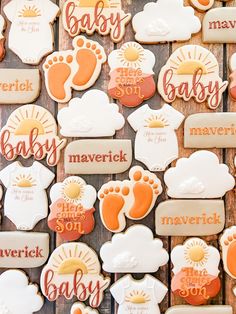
58 90 125 137
0 161 55 230
43 36 106 103
100 225 169 273
40 242 110 307
132 0 201 44
48 176 97 241
71 303 98 314
108 42 156 107
158 45 228 110
62 0 131 42
220 226 236 279
171 238 221 305
0 15 6 61
128 104 184 171
0 105 66 166
4 0 60 65
229 53 236 101
0 270 44 314
98 166 163 232
164 150 235 198
110 274 168 314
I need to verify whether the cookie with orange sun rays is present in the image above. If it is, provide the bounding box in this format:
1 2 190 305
110 274 168 314
62 0 131 42
40 242 110 307
48 176 97 241
108 42 156 107
158 45 228 110
171 238 221 305
98 166 163 233
71 302 99 314
3 0 60 65
0 105 67 166
128 104 184 171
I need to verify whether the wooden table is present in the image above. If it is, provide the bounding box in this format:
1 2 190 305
0 0 236 313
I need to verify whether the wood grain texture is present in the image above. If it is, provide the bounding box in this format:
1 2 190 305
0 0 235 313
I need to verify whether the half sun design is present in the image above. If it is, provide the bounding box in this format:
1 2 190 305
13 174 36 188
6 105 56 136
145 114 169 128
61 177 85 205
78 0 121 8
125 290 151 304
51 244 99 275
169 46 218 75
18 5 41 18
184 239 210 268
118 42 145 68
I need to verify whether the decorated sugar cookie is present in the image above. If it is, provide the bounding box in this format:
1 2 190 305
220 226 236 279
0 15 6 61
62 0 131 43
4 0 60 65
191 0 231 12
108 42 156 107
0 161 55 230
166 305 233 314
164 150 235 198
43 36 107 103
132 0 201 44
71 303 99 314
158 45 228 110
229 52 236 101
171 238 221 305
98 165 163 233
48 176 97 241
0 270 44 314
128 104 184 171
100 225 169 273
58 90 125 137
110 274 168 314
40 242 110 307
0 105 66 166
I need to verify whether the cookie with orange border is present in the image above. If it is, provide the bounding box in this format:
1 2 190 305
71 302 99 314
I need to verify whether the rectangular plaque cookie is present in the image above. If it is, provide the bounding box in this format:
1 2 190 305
156 200 225 236
184 113 236 148
166 305 232 314
0 69 40 104
65 139 132 174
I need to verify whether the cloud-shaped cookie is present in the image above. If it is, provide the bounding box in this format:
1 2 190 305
132 0 201 43
57 90 125 137
100 225 169 273
164 150 235 198
0 270 43 314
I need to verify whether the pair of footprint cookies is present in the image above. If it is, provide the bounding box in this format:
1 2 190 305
43 36 106 103
98 166 162 233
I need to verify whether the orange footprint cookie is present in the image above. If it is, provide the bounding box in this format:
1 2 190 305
220 226 236 279
98 166 163 233
43 36 106 103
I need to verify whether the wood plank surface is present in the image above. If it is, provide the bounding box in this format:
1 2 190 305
0 0 235 313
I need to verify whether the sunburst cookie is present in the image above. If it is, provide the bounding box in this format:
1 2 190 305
128 104 184 171
43 36 107 103
0 161 55 230
98 166 163 232
40 242 110 307
108 42 156 107
71 302 99 314
0 15 6 61
171 238 221 305
48 176 97 241
4 0 60 64
110 274 167 314
0 105 66 166
158 45 228 109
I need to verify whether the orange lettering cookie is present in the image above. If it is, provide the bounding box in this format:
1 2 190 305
48 176 97 241
171 238 221 305
43 36 106 103
98 166 163 233
62 0 131 43
0 15 6 62
0 105 66 166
